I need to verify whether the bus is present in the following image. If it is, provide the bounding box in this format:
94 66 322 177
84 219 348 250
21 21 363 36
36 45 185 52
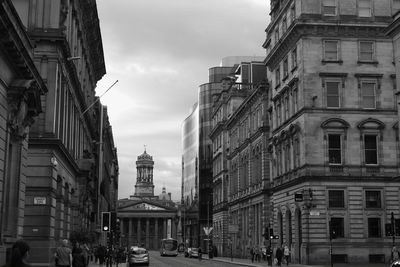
160 238 178 256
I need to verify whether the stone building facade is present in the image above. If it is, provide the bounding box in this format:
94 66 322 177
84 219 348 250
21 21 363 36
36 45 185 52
118 150 178 250
0 0 48 264
264 0 399 264
210 61 269 257
3 0 119 266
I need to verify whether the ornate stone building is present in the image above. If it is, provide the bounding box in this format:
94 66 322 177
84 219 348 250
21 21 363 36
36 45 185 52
118 150 178 250
0 0 48 264
264 0 399 264
182 57 265 252
4 0 119 265
210 61 269 258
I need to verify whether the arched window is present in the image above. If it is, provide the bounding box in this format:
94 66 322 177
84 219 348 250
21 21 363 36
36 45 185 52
321 118 350 165
357 118 385 165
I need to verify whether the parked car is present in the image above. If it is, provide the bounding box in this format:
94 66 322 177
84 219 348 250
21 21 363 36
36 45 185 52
127 247 149 266
187 247 199 258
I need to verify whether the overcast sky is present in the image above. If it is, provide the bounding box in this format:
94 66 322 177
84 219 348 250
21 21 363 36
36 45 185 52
95 0 270 201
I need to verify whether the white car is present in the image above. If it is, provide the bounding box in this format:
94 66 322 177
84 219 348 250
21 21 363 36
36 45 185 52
127 247 149 266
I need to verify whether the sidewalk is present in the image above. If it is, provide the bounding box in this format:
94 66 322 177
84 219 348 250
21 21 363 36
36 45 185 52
204 255 388 267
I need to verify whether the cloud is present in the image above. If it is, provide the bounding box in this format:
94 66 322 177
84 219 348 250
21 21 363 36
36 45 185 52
96 0 268 200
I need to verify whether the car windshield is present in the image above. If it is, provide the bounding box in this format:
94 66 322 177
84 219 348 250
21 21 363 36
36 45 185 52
191 248 198 252
131 248 147 255
162 240 178 250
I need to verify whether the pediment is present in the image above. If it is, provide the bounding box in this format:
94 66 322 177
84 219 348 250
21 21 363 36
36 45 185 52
119 201 168 211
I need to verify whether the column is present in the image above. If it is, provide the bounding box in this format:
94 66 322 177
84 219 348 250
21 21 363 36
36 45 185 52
172 218 176 239
121 218 125 247
155 218 159 249
146 218 150 248
128 218 133 245
163 218 167 239
137 218 141 245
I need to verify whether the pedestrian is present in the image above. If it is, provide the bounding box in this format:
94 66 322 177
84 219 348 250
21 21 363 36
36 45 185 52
198 247 202 261
4 240 31 267
256 246 261 262
97 245 106 266
275 246 283 266
266 245 273 266
81 243 90 266
250 246 255 262
283 244 290 265
93 246 99 263
393 246 400 262
72 247 86 267
55 239 72 267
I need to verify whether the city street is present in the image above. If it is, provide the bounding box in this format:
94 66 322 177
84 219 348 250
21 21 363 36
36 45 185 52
87 251 391 267
89 251 252 267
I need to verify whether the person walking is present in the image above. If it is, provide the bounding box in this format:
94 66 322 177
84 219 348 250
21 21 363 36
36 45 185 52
250 246 255 262
275 246 283 267
283 244 290 265
393 246 400 262
97 245 106 266
198 247 202 261
4 240 32 267
55 239 72 267
266 245 273 266
72 247 86 267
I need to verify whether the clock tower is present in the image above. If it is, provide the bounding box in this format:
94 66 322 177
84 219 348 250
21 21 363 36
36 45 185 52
134 149 155 197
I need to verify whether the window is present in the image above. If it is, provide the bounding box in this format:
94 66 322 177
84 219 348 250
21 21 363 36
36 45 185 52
284 95 289 120
328 134 341 164
359 41 374 61
365 190 381 208
358 0 372 17
275 28 280 43
323 0 337 16
292 88 298 113
283 57 288 78
324 40 339 61
285 143 291 172
330 217 345 238
277 103 281 125
282 17 287 33
326 81 341 108
275 67 281 87
368 218 381 238
291 4 296 22
361 81 376 109
329 190 345 208
291 47 297 69
364 135 378 164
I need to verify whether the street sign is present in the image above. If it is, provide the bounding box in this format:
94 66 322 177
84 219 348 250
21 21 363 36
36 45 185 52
295 193 303 202
310 210 320 216
34 197 46 205
203 227 213 236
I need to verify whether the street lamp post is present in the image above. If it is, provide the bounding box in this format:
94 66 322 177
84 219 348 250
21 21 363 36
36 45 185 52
392 212 396 261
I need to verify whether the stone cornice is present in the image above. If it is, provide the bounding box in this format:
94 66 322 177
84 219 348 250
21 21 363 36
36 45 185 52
0 0 47 94
265 19 391 70
76 0 106 82
386 11 400 37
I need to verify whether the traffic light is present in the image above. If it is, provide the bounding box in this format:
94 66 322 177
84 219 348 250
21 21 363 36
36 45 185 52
102 212 111 232
269 228 274 239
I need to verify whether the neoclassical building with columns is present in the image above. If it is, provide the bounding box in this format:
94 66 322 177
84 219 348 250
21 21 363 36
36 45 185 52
117 150 179 249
